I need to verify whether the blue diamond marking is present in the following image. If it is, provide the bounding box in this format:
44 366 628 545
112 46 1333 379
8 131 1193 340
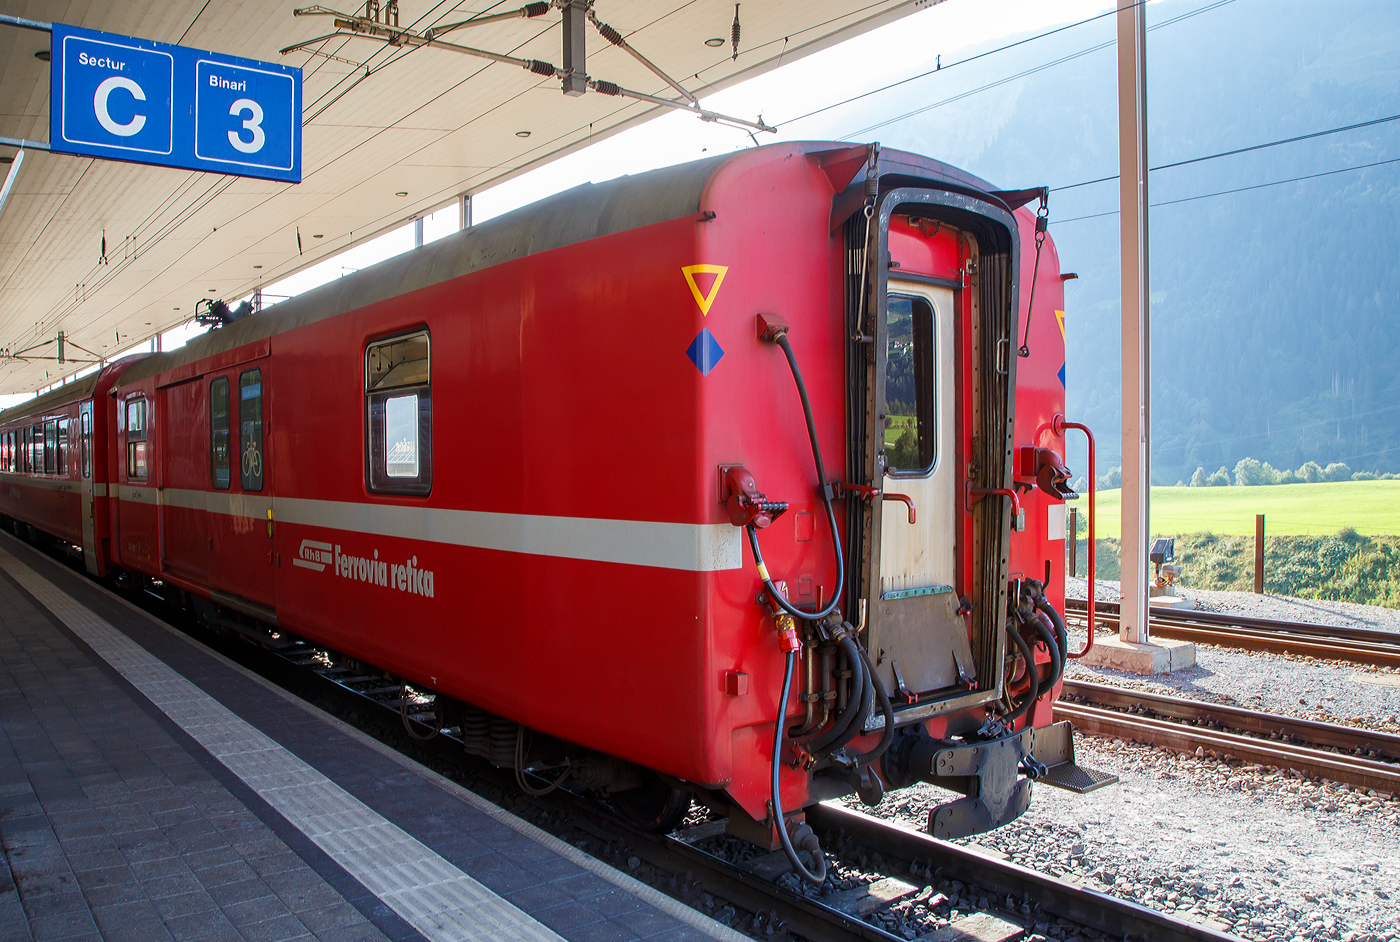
686 328 725 376
1057 363 1066 388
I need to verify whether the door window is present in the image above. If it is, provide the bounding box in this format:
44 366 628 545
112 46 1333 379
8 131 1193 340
884 295 937 475
239 370 263 492
365 331 431 495
81 412 92 479
210 377 231 490
57 419 68 475
126 399 148 481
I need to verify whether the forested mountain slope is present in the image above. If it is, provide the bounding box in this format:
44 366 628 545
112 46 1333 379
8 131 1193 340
820 0 1400 483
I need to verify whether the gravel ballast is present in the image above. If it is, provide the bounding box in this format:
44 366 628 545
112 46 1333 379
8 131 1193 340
856 734 1400 942
848 583 1400 941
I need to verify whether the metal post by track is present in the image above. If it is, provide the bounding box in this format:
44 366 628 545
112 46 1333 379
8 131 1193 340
1116 0 1151 645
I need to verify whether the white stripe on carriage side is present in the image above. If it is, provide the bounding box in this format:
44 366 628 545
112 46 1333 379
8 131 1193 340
0 545 564 942
275 496 743 573
0 471 81 494
113 484 743 572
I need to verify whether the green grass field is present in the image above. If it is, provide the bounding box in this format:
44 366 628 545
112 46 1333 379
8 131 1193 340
1066 480 1400 538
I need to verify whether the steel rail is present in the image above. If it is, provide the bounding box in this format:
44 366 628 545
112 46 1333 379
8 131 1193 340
1055 701 1400 794
1062 602 1400 669
1063 680 1400 762
566 799 901 942
1064 597 1400 646
807 805 1240 942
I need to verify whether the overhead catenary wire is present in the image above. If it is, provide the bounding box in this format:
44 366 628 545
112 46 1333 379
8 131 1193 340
1050 153 1400 226
778 0 1236 132
1053 111 1400 194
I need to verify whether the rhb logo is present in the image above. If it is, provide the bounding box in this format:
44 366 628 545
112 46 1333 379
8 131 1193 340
293 539 333 572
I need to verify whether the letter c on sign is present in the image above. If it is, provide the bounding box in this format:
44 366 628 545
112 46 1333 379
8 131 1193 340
94 76 147 137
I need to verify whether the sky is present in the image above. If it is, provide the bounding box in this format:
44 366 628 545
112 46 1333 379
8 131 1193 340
2 0 1124 410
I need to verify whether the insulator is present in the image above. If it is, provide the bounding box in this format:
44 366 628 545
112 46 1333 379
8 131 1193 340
596 21 624 46
592 80 622 96
523 1 549 16
528 59 556 76
731 3 741 61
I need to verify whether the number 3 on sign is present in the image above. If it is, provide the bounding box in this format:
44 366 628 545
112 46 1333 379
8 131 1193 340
228 98 265 154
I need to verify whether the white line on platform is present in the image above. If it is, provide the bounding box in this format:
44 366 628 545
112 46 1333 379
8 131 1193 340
0 545 564 942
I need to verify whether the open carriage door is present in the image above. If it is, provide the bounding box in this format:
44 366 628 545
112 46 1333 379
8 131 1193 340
79 401 97 576
868 282 973 702
847 188 1020 729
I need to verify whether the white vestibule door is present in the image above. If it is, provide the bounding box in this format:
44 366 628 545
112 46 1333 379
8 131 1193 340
868 281 974 699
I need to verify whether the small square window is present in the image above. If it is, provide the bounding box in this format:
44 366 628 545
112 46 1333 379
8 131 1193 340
366 331 431 495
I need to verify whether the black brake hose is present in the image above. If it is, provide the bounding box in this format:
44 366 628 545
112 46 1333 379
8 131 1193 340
1025 613 1063 696
752 328 859 887
749 333 844 623
1003 625 1040 726
1034 596 1070 682
849 646 894 766
772 650 828 885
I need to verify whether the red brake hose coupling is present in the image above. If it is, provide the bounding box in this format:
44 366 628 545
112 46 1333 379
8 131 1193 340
773 611 802 655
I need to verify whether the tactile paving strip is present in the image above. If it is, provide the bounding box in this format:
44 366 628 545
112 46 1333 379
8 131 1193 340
0 545 562 942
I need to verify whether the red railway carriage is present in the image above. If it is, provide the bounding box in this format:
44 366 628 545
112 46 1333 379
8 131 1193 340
0 141 1090 879
0 357 139 577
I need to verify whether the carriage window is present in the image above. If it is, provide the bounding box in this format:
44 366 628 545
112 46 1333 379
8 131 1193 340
44 421 56 474
126 398 148 481
210 377 231 490
884 295 937 475
31 425 42 474
239 369 263 492
80 413 92 479
57 419 68 475
366 331 431 495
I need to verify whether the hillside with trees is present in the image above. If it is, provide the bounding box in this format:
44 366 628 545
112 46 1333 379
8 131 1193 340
841 0 1400 486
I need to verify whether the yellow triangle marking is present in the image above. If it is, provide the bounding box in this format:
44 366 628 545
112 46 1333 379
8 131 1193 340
1055 309 1066 341
682 264 729 315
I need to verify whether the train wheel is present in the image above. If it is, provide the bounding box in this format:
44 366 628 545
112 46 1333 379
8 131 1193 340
610 774 691 833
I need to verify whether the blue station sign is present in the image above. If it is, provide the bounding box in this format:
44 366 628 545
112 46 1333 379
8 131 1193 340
50 24 302 183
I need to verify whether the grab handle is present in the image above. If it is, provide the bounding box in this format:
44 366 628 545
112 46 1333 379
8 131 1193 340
1053 414 1095 658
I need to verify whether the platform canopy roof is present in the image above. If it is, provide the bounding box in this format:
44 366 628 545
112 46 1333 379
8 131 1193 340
0 0 925 394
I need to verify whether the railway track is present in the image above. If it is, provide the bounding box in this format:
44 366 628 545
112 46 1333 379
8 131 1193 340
159 604 1238 942
1059 680 1400 795
1063 598 1400 669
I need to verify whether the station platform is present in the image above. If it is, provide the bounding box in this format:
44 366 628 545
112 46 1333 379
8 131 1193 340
0 532 739 942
